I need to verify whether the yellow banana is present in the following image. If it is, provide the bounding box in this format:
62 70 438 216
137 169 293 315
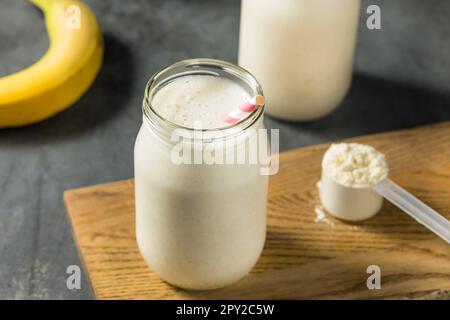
0 0 103 128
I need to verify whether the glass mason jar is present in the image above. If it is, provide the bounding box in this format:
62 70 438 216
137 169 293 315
134 59 269 290
239 0 361 121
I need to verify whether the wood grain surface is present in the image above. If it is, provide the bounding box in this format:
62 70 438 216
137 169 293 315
64 122 450 300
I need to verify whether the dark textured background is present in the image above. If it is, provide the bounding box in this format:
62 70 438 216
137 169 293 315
0 0 449 299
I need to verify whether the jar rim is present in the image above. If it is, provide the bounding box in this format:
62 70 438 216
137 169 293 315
142 58 265 139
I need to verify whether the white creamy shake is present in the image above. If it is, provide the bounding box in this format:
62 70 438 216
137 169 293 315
134 61 268 290
239 0 360 120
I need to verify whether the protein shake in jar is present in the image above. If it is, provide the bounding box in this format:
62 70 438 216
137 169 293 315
134 59 270 290
239 0 361 121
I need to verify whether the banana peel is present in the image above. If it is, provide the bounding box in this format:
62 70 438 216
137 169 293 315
0 0 104 128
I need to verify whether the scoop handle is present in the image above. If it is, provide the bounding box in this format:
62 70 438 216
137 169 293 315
373 178 450 244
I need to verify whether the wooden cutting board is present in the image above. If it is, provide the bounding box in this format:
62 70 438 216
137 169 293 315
64 122 450 300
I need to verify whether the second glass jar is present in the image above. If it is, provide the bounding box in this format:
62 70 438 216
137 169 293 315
239 0 361 121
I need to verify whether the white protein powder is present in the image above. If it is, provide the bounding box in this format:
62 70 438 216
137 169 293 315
322 143 389 188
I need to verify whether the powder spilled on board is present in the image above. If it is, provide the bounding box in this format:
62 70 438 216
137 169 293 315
314 204 335 228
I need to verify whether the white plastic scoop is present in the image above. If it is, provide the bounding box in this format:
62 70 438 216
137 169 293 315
319 143 450 244
373 178 450 244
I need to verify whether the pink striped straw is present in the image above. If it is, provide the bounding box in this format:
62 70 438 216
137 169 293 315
223 95 265 124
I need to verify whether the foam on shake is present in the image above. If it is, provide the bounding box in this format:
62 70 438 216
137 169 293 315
152 75 251 129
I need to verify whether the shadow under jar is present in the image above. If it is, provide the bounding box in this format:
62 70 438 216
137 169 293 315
134 59 269 290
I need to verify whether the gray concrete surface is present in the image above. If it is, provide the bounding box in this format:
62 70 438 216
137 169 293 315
0 0 449 299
